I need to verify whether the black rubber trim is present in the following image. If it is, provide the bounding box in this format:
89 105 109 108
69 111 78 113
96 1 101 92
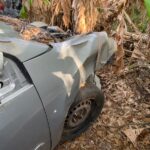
23 48 50 63
3 53 33 83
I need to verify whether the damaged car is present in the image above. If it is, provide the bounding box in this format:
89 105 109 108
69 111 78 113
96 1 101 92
0 21 116 150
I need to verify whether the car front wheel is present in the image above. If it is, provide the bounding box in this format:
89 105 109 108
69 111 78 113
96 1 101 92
61 84 104 142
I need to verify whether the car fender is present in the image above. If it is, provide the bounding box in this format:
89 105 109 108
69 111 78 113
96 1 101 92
24 32 116 149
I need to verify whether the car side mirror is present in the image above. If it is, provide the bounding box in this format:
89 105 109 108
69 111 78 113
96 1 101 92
0 52 4 76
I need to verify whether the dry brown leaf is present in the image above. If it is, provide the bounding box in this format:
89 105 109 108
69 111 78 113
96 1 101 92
72 0 99 33
21 27 41 40
72 0 86 33
114 14 126 74
20 26 57 43
131 48 146 60
61 0 71 28
122 128 145 146
51 0 62 25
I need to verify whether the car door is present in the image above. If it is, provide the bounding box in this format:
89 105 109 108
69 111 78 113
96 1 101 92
0 56 51 150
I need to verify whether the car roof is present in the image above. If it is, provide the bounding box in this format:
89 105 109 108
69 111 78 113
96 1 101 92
0 22 49 62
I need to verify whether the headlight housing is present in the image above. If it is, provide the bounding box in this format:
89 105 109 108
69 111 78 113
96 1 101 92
0 56 27 102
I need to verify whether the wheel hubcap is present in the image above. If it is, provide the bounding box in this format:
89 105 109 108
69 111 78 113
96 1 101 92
66 99 92 128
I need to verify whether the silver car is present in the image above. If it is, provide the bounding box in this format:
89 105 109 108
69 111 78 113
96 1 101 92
0 22 116 150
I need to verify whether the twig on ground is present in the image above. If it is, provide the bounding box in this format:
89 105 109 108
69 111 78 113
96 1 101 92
124 32 149 43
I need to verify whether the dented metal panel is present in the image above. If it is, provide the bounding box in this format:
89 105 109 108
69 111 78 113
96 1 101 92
24 32 116 149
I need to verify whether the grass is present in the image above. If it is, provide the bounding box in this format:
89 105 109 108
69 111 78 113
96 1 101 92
128 5 149 33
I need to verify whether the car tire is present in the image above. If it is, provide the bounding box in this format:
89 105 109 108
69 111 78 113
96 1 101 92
61 84 104 142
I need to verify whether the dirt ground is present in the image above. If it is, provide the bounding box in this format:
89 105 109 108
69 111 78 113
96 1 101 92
56 55 150 150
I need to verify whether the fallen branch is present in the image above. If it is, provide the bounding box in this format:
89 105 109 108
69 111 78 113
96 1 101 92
123 10 140 33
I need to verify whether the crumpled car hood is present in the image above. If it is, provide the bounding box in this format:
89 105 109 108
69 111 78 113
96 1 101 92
0 22 116 65
52 32 117 71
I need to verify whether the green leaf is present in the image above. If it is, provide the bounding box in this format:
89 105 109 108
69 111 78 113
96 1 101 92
144 0 150 18
28 0 33 6
20 6 28 19
43 0 50 4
